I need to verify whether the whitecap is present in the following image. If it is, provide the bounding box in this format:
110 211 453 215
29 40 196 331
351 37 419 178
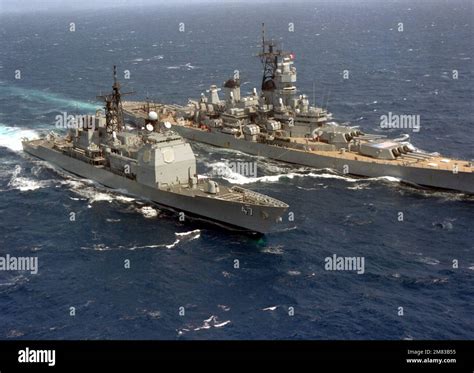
8 177 48 191
6 164 53 191
347 183 370 190
288 270 301 276
130 230 200 250
296 186 319 191
261 246 284 255
147 310 161 319
175 229 201 237
193 315 231 331
214 320 231 328
0 125 40 151
417 257 440 266
165 239 180 249
140 206 158 218
205 161 362 185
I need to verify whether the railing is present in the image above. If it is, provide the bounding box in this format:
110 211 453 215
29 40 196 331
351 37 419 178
231 186 288 207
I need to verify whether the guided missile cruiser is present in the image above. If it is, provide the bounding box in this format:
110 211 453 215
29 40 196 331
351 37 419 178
21 67 290 234
123 26 474 194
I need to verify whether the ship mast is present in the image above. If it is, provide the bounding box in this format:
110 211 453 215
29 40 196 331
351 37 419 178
258 23 291 92
97 65 133 135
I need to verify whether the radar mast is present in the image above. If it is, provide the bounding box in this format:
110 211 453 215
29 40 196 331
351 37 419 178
258 23 292 92
97 66 134 135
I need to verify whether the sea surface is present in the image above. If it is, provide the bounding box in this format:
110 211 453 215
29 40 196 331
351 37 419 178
0 0 473 339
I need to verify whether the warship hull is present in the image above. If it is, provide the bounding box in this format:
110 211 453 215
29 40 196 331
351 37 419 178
169 125 474 194
22 139 288 234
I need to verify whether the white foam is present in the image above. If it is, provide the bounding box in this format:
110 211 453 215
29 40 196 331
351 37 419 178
296 186 319 191
207 162 356 185
8 177 48 191
90 244 110 251
193 315 231 331
176 229 201 237
147 310 161 319
0 274 29 287
370 176 401 184
166 63 196 71
417 257 440 266
6 164 54 191
207 161 402 186
165 239 180 249
129 243 167 250
131 230 201 250
165 230 201 249
115 195 135 203
287 270 301 276
214 320 231 328
347 183 370 190
261 246 284 255
73 188 115 203
140 206 158 218
0 125 40 151
63 179 136 205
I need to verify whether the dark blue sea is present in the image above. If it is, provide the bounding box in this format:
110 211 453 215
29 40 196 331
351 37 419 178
0 0 473 340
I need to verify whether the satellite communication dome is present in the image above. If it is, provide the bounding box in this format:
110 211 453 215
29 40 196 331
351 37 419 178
163 121 172 129
148 111 158 121
145 123 154 132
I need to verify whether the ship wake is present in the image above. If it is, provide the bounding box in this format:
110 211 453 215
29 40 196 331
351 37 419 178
80 229 201 251
205 161 402 187
0 125 40 152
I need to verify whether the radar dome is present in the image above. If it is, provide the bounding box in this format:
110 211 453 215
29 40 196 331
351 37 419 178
148 111 158 121
145 123 154 132
163 121 172 129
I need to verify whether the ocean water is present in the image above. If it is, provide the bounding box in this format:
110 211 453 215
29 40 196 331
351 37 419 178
0 1 473 340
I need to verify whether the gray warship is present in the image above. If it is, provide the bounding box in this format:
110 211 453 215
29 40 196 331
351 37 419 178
123 26 474 194
21 67 289 234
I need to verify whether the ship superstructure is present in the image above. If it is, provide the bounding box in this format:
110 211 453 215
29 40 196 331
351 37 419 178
123 27 473 194
22 67 290 234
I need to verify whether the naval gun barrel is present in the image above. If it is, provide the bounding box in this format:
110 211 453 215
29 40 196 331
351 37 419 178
357 134 387 140
401 153 432 161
